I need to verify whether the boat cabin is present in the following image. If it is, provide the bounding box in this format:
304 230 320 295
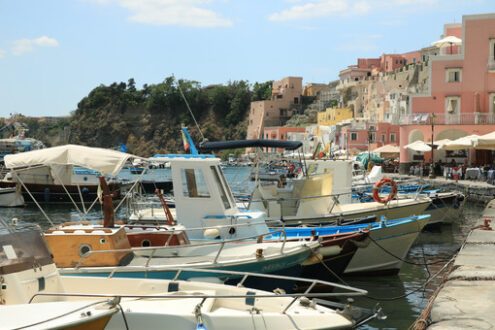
164 155 269 240
0 225 65 304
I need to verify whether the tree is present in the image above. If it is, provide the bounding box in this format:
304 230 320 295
252 81 273 101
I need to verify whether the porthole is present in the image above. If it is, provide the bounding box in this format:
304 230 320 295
78 244 92 257
100 238 106 244
141 239 151 247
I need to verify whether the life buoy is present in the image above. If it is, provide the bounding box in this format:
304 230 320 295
372 177 398 204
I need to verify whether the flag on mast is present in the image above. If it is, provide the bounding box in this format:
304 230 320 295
181 130 190 151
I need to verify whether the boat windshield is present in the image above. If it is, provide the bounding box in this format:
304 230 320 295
0 226 53 274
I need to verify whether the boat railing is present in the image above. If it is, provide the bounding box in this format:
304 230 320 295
40 267 367 314
74 226 296 269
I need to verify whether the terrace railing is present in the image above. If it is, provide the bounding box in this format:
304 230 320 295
400 112 495 125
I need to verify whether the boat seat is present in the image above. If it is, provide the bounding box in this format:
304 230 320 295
51 231 65 235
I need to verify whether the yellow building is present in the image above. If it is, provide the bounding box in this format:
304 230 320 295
317 107 354 126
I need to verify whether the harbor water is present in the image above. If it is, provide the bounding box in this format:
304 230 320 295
0 166 485 329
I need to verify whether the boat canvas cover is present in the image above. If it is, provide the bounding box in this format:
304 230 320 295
199 139 303 151
4 144 139 176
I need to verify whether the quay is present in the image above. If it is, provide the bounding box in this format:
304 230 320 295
389 174 495 203
417 198 495 329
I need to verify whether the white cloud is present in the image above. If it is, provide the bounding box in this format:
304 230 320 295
11 36 58 56
268 0 348 21
0 49 6 59
34 36 59 47
269 0 439 21
91 0 233 27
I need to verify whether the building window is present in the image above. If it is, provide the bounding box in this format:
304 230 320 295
370 132 376 142
280 134 284 139
413 57 416 63
381 134 386 142
266 134 269 138
277 95 283 99
446 68 462 82
294 97 299 104
390 133 396 142
446 96 460 114
351 132 358 141
386 62 388 70
369 125 376 130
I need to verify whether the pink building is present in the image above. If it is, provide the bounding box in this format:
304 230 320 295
339 50 422 81
399 14 495 172
337 122 399 152
263 126 306 153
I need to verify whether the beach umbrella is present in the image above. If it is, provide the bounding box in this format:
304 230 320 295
432 35 462 55
439 135 479 150
474 131 495 150
404 140 432 152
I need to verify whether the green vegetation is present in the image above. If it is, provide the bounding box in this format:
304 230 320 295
18 76 274 156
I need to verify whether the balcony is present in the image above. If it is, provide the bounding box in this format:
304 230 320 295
400 113 495 125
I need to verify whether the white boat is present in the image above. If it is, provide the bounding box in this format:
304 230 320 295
248 164 430 226
343 215 430 275
1 221 370 329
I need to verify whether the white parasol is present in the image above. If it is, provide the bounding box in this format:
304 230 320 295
438 135 479 150
432 35 462 55
404 140 432 152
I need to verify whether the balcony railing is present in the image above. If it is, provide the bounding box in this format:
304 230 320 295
400 113 495 125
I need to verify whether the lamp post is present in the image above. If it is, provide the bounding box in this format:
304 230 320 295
429 113 436 178
367 129 374 172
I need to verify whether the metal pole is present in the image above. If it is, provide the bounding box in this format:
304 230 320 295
429 113 436 178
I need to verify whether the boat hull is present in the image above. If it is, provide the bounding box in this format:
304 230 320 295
344 216 429 275
279 199 430 226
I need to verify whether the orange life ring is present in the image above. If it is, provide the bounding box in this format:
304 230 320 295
372 177 398 204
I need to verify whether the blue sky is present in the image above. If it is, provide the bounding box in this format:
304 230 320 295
0 0 493 117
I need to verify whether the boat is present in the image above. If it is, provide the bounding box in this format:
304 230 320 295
0 160 125 204
2 145 322 289
0 221 375 329
0 186 24 207
198 141 431 226
247 169 430 226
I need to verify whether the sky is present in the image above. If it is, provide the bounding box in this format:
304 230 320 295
0 0 494 118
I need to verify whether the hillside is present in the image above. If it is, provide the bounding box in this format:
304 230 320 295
16 77 273 157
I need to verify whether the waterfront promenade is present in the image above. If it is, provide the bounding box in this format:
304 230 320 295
419 199 495 329
389 174 495 203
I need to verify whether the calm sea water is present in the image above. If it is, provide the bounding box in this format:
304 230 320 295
0 166 484 329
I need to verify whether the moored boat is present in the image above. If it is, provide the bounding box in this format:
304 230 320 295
0 221 374 329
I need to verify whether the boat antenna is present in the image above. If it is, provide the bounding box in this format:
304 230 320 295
175 75 205 142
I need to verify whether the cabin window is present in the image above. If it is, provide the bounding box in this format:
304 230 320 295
181 169 210 198
211 166 232 209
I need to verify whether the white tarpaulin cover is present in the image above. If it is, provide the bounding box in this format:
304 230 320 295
4 144 139 176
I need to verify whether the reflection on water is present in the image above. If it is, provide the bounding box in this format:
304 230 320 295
0 166 486 329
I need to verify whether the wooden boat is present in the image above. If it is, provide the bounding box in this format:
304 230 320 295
0 221 373 329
